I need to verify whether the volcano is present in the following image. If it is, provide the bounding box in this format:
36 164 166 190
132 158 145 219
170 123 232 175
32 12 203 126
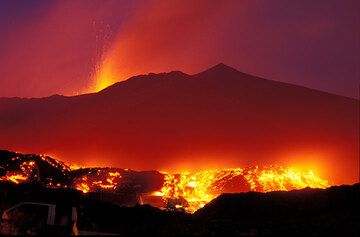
0 64 358 184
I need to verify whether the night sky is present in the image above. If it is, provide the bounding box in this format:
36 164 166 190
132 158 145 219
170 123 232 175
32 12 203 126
0 0 358 98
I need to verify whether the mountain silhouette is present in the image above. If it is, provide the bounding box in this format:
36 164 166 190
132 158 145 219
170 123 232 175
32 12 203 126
0 64 358 184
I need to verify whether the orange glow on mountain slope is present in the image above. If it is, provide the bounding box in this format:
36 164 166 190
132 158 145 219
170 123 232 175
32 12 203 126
90 0 215 92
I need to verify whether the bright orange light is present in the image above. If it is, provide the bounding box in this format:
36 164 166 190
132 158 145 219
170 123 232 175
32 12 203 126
93 62 117 92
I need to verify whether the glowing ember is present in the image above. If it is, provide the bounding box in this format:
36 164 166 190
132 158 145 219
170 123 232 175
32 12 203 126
73 170 122 193
0 160 37 184
0 173 28 184
40 155 82 171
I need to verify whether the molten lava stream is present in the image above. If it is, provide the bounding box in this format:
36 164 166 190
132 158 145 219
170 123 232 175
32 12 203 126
0 155 331 214
159 166 330 213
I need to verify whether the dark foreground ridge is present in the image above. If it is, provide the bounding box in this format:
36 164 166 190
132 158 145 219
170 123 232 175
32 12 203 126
0 181 358 236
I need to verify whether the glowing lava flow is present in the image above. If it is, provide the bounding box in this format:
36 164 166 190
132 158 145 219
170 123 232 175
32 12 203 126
0 153 331 213
160 166 330 213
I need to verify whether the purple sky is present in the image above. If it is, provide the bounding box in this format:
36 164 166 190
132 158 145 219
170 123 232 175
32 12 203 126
0 0 358 98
